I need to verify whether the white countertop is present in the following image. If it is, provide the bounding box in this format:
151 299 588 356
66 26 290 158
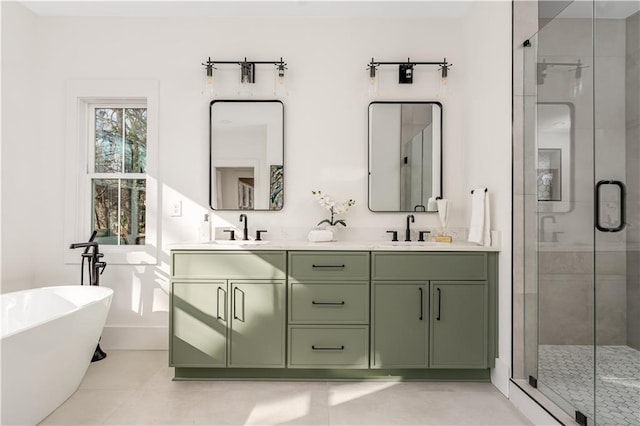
169 240 500 252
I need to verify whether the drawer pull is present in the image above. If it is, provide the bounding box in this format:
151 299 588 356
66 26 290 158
311 345 345 351
419 287 423 321
312 300 345 306
437 287 442 321
312 264 345 269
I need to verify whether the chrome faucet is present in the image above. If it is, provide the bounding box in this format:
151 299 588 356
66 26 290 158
239 214 249 240
405 214 415 241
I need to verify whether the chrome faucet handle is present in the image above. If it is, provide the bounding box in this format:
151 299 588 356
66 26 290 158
386 230 398 242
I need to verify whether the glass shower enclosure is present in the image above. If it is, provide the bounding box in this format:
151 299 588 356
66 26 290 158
523 1 639 425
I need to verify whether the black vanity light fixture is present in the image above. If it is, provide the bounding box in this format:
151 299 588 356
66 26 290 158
536 58 586 85
367 57 452 94
201 57 287 95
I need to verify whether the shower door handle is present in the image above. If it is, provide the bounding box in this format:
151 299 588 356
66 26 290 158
595 180 626 232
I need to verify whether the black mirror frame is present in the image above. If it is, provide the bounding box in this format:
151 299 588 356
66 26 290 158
209 99 285 211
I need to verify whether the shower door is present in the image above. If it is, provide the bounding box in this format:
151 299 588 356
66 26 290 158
523 1 640 425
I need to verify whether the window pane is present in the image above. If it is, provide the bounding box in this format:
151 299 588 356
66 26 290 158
92 179 119 245
124 108 147 173
120 179 146 245
95 108 123 173
92 178 146 246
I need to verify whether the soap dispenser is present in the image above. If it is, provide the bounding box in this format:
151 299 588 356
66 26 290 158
198 214 212 242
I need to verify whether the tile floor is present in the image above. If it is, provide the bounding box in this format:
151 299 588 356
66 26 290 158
40 350 532 426
539 345 640 426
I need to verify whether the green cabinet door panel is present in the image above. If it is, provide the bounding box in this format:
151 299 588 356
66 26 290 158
289 281 369 324
429 281 488 369
371 282 428 368
371 252 487 281
288 252 370 281
171 281 228 367
229 281 286 368
172 251 286 280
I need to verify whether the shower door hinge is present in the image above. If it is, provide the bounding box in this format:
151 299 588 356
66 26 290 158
528 375 538 388
575 411 588 426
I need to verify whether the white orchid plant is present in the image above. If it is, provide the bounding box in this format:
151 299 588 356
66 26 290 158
312 190 355 227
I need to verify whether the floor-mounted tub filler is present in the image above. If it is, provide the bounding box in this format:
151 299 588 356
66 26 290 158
0 285 113 425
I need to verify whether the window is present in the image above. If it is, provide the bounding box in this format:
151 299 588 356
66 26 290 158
64 80 158 265
89 105 147 245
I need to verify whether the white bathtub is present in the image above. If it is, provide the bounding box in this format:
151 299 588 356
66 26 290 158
1 285 113 425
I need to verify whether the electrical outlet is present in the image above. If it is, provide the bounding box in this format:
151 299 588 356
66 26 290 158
170 200 182 217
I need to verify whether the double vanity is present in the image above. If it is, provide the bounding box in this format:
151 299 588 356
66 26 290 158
169 242 498 381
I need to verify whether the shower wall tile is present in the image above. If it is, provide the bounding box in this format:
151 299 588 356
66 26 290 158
595 56 627 130
538 275 593 345
595 128 626 181
595 275 628 345
628 252 640 349
595 19 627 58
538 18 593 58
627 11 640 351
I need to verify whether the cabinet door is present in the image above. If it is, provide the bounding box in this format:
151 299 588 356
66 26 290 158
430 281 488 369
229 281 286 368
171 281 227 367
371 282 428 368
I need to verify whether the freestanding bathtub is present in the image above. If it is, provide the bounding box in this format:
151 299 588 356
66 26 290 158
1 285 113 425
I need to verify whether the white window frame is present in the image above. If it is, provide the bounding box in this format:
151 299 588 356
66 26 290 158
64 80 158 265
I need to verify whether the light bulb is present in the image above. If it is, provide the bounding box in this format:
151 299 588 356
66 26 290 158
368 75 379 97
202 60 215 96
274 66 288 96
571 76 583 98
204 74 214 96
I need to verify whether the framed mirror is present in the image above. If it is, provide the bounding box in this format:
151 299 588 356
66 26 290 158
536 102 573 213
209 100 284 210
368 101 442 212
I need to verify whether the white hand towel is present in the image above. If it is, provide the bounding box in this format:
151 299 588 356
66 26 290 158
468 188 491 246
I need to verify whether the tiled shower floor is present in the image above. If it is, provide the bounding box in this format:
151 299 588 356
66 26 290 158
539 345 640 426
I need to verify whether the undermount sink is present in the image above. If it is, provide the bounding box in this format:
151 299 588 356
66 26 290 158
209 240 270 246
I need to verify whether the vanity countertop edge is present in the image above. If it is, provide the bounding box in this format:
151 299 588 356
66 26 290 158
168 240 500 252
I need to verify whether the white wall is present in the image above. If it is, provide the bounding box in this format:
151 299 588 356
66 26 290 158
1 2 40 293
1 1 512 389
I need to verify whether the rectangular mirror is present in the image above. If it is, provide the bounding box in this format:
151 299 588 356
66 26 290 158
536 102 573 213
368 101 442 212
210 100 284 210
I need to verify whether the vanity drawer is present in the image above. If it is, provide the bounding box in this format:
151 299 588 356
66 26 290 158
371 252 488 281
288 326 369 368
289 282 368 324
288 252 369 281
172 251 286 280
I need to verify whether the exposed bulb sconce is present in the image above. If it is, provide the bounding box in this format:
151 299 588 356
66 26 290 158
202 57 216 96
536 58 587 90
367 57 452 88
367 59 379 96
201 57 287 96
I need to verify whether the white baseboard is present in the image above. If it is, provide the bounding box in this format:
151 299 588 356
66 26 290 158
491 357 510 397
100 325 168 350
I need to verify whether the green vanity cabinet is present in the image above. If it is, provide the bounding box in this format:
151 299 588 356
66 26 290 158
371 282 428 368
170 249 497 380
170 251 286 369
287 251 370 368
429 281 487 369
